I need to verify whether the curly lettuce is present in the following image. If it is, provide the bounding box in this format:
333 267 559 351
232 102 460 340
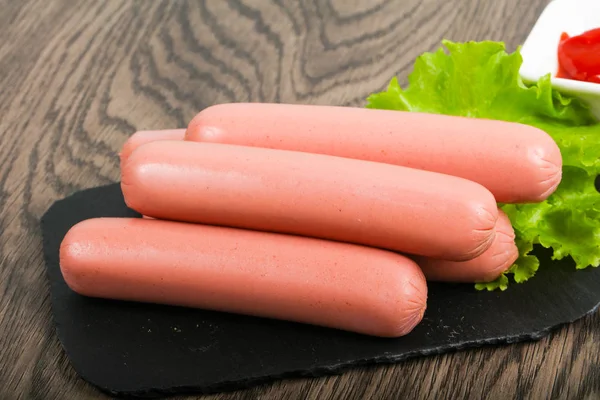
366 40 600 290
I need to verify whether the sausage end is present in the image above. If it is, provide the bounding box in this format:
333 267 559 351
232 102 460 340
376 259 427 337
529 150 563 202
477 211 519 282
120 147 151 215
457 204 498 261
512 127 563 203
185 105 228 142
59 220 97 297
417 209 518 283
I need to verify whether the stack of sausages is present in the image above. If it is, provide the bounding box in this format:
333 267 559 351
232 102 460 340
59 103 562 337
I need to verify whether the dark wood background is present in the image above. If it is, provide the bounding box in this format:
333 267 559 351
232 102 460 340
1 0 598 399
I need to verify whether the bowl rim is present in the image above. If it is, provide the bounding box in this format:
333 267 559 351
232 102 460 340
519 0 600 96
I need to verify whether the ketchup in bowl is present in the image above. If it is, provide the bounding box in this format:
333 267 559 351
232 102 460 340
557 28 600 84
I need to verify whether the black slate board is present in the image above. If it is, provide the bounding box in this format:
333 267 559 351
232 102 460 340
41 183 600 398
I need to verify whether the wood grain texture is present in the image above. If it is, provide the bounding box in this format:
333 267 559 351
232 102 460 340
0 0 598 399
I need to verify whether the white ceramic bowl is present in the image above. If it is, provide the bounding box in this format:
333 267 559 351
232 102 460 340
520 0 600 119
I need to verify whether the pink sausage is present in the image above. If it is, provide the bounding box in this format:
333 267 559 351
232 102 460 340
120 129 185 170
59 218 428 338
414 209 518 283
119 131 516 282
121 141 498 261
185 103 562 203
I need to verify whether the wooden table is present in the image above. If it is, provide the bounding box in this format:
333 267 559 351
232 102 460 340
1 0 598 398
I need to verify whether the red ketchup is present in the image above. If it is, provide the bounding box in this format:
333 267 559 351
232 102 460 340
557 28 600 84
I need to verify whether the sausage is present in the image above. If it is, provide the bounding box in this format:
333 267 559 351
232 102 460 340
59 217 428 338
120 129 185 170
121 140 498 261
118 132 515 282
185 103 562 203
414 209 518 282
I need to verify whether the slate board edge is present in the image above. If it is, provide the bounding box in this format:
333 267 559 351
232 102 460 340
58 306 600 399
39 185 600 398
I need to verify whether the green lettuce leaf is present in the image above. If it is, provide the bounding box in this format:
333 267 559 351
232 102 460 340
366 40 600 290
